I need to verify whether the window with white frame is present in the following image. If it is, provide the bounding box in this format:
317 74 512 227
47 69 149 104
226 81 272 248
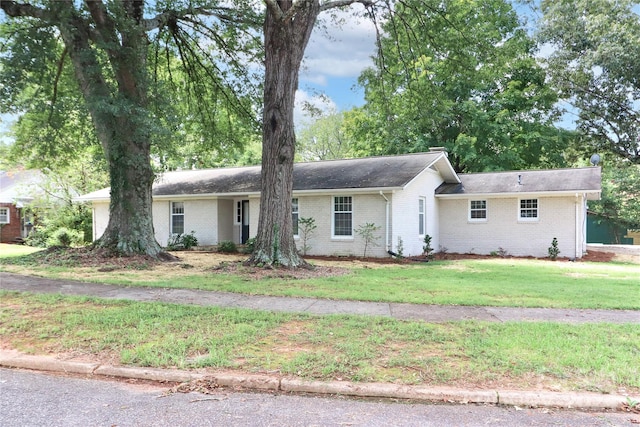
519 199 538 220
171 202 185 234
0 207 9 224
469 200 487 221
418 197 426 235
333 196 352 237
236 201 242 224
292 198 299 236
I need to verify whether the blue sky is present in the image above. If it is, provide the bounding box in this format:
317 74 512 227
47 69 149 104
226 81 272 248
294 7 376 125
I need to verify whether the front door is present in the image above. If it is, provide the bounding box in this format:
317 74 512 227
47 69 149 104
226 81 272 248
241 200 249 244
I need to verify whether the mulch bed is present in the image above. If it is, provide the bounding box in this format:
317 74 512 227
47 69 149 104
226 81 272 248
14 245 619 279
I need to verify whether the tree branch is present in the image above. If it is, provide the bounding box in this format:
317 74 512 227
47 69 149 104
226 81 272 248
319 0 375 12
144 6 260 31
84 0 120 51
263 0 285 21
0 1 46 19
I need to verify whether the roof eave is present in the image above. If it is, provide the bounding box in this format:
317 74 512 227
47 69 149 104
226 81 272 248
435 189 602 199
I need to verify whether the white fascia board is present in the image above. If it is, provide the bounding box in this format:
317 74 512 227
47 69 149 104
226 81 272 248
152 191 261 200
429 152 461 184
292 187 402 196
401 163 443 190
435 190 601 199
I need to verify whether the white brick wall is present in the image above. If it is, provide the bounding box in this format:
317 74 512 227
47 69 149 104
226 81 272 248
92 202 109 241
217 199 234 242
391 169 444 256
183 199 218 245
90 176 586 259
292 194 388 257
152 200 170 246
438 196 583 258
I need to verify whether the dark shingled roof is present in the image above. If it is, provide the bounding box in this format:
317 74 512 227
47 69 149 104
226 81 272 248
79 152 450 200
435 167 601 197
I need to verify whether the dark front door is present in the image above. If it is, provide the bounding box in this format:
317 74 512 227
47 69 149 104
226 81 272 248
241 200 249 244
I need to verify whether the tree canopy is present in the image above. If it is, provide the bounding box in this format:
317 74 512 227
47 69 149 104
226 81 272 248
537 0 640 164
346 0 568 172
1 1 262 258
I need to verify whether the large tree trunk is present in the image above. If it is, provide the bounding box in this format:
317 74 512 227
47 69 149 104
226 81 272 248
55 2 164 258
94 120 163 257
248 1 320 267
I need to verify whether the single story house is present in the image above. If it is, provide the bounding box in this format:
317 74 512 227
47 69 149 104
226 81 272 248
0 169 44 243
78 151 601 259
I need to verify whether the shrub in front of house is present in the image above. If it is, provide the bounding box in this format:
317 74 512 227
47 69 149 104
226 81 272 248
46 227 84 248
218 240 238 253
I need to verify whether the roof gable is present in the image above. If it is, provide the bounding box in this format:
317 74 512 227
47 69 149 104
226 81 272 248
435 167 601 197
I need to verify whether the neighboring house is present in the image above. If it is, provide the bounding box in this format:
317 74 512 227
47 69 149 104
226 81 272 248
78 151 602 259
0 169 44 243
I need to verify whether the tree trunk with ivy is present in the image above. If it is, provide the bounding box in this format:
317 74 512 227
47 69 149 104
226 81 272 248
2 1 165 258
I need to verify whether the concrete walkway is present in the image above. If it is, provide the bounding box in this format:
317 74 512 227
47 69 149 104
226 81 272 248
2 272 638 324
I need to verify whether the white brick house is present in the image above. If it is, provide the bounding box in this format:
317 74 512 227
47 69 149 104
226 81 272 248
79 151 601 259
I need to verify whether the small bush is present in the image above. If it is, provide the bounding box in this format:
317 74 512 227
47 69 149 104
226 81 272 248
46 227 84 248
548 237 560 260
181 231 198 249
25 227 49 248
423 234 434 260
395 236 404 259
298 217 317 256
355 222 381 257
166 231 198 251
243 237 256 254
218 240 238 253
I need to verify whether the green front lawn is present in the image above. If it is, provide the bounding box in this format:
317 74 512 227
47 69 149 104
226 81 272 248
2 292 638 393
2 249 637 310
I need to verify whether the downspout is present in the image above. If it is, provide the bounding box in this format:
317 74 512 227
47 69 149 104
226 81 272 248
575 193 580 259
379 191 390 252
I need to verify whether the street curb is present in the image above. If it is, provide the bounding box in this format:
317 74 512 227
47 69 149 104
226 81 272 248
1 350 636 411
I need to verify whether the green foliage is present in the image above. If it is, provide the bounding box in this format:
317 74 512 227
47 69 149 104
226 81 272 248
537 0 640 164
218 240 238 254
297 217 317 256
548 237 560 260
243 237 256 254
296 112 357 161
166 231 199 251
422 234 434 260
588 162 640 230
395 236 404 259
348 0 566 172
46 227 84 248
355 222 381 257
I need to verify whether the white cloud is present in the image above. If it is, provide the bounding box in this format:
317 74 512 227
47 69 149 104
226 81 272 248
301 9 377 83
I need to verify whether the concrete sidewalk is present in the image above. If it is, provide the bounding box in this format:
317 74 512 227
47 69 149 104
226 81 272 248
1 272 639 323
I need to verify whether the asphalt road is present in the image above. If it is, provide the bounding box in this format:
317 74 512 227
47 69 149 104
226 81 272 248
0 368 634 427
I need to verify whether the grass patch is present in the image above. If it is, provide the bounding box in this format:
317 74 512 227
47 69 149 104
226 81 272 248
2 251 638 309
0 243 43 258
1 292 638 393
